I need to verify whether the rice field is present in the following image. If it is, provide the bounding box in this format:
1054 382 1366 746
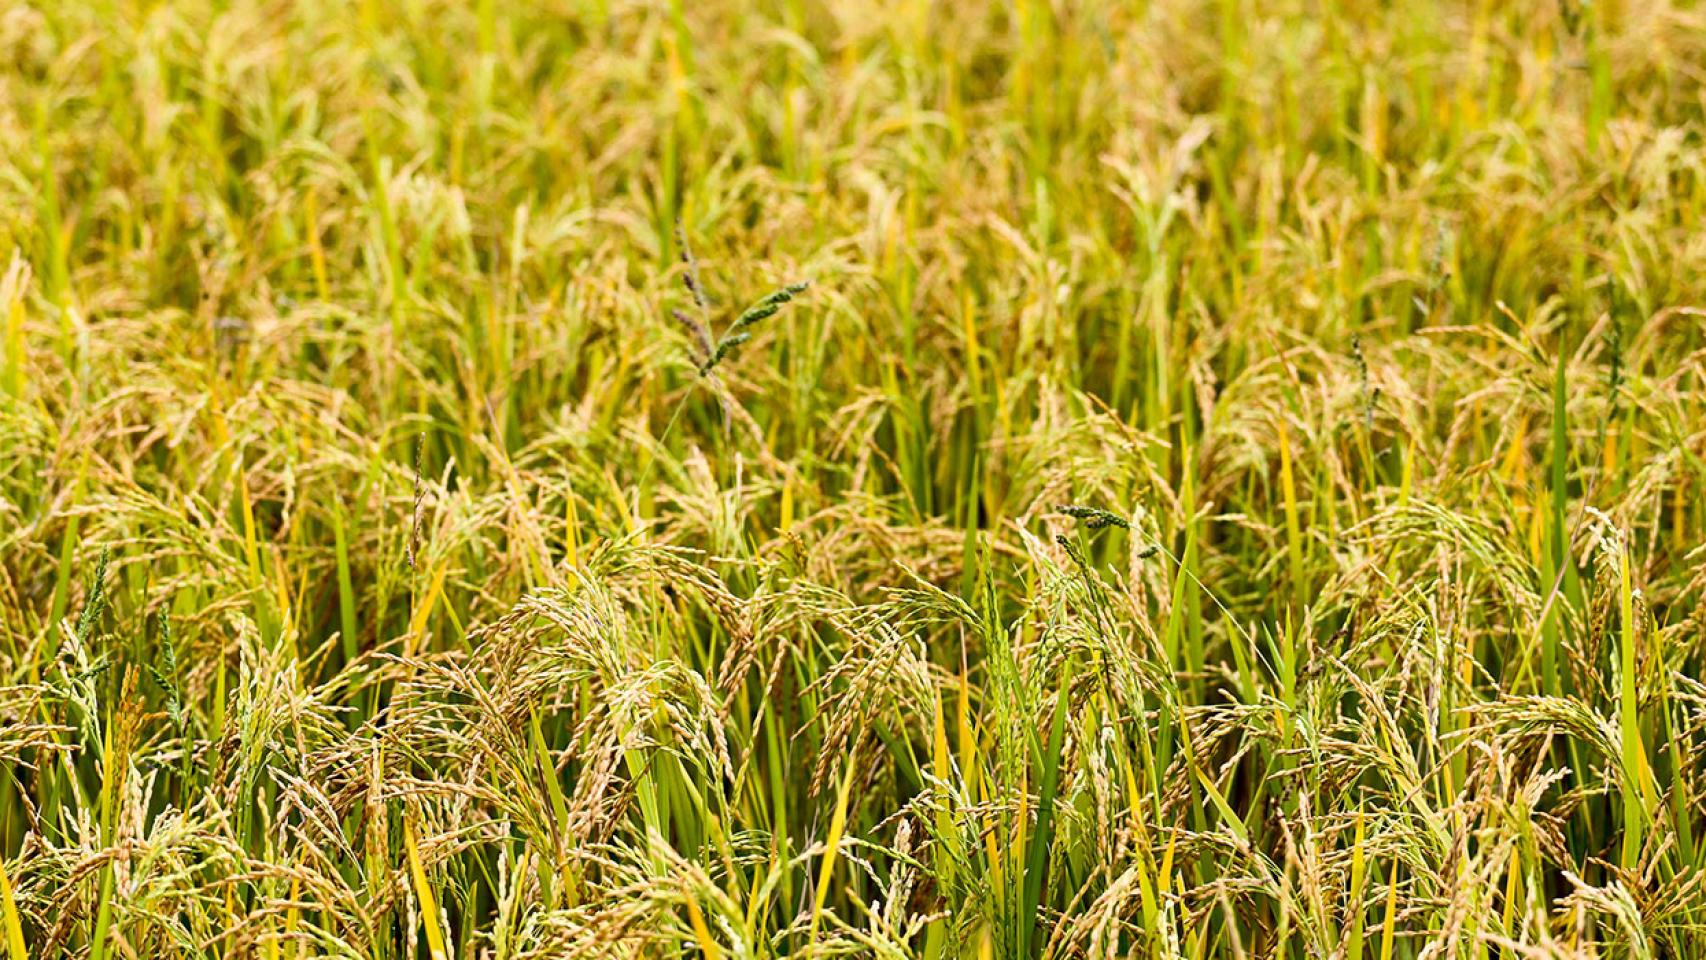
3 0 1706 956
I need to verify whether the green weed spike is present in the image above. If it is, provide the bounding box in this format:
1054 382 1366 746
1056 504 1130 531
74 547 111 647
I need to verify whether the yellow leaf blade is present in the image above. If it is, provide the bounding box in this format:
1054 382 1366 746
0 853 26 960
405 820 449 960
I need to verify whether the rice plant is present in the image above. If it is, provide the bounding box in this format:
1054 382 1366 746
1 1 1704 958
